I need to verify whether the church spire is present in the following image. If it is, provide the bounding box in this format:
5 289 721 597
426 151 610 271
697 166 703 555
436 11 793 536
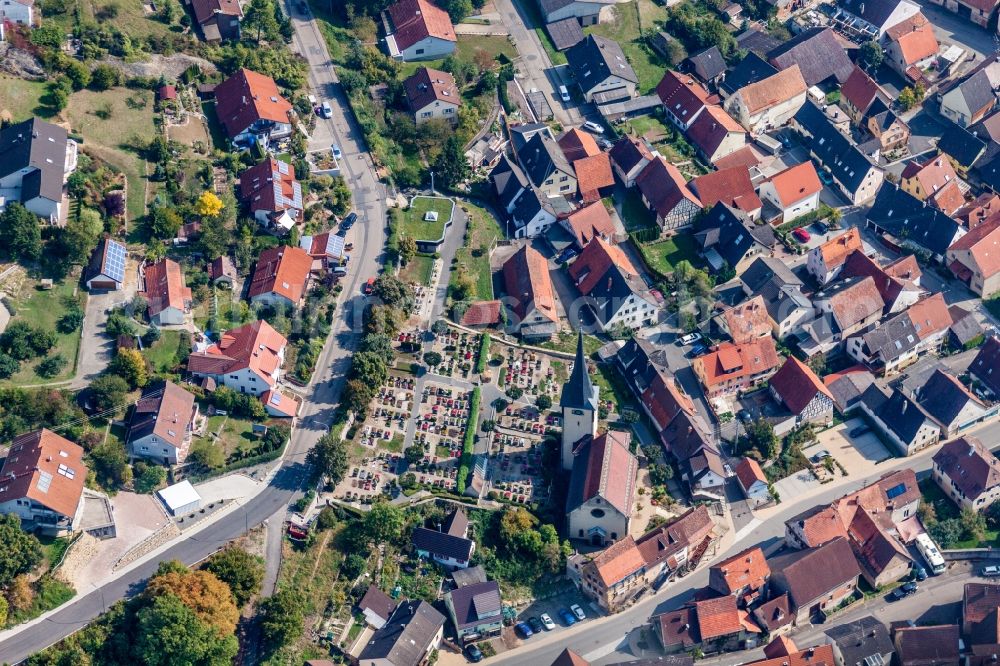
560 331 598 411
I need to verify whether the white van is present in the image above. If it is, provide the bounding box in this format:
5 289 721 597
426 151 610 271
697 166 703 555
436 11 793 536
559 85 570 102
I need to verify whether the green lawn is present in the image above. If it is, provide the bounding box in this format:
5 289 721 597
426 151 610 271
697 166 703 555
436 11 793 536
400 196 453 241
193 288 249 332
453 200 503 301
38 535 72 571
400 34 519 78
399 254 436 286
585 0 669 94
620 188 657 233
637 233 703 277
538 331 603 356
2 281 84 386
65 88 158 221
142 330 183 374
202 414 260 461
0 78 54 120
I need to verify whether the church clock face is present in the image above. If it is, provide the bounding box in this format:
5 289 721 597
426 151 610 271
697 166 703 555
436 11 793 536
572 410 584 415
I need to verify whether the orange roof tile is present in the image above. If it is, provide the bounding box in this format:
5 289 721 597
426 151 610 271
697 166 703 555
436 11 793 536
907 292 952 340
690 167 762 215
713 145 765 170
247 245 312 304
817 228 863 271
901 153 961 201
827 276 885 330
694 338 780 389
569 237 640 296
590 536 645 587
738 65 806 115
214 69 292 139
950 218 1000 280
735 457 766 491
460 300 502 326
769 356 833 415
502 245 557 324
768 161 822 208
794 505 849 547
187 319 288 386
387 0 456 51
746 645 836 666
142 258 192 318
930 180 966 215
0 429 85 519
559 128 601 162
722 295 771 344
711 546 770 596
574 153 615 202
564 201 617 246
694 595 743 640
887 13 939 66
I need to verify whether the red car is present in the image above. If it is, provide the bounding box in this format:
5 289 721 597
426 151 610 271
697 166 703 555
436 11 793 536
363 277 376 295
793 227 810 243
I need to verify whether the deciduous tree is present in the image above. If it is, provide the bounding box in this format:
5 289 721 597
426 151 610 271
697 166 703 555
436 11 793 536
0 514 42 588
203 547 265 607
135 593 238 666
195 191 224 218
144 570 239 636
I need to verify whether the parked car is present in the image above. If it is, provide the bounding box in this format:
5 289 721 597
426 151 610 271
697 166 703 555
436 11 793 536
570 604 587 621
318 102 333 118
687 344 707 358
582 121 605 134
558 85 570 102
738 409 753 423
913 565 927 581
466 645 483 662
558 608 577 626
540 613 555 630
332 145 342 160
341 211 357 229
849 425 870 438
363 277 376 295
514 622 534 638
528 617 544 634
982 565 1000 577
679 332 702 346
892 582 918 600
556 246 579 264
811 449 831 463
793 227 810 243
818 170 833 186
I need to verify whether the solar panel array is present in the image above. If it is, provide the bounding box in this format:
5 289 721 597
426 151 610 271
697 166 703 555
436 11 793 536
885 482 907 500
104 240 127 283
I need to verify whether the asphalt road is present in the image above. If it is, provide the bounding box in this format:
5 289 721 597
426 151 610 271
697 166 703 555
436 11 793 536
0 4 386 663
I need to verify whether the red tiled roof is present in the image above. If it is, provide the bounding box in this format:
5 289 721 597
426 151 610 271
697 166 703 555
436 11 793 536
950 218 1000 280
460 300 502 326
930 180 966 216
907 293 952 340
817 228 863 271
558 128 601 162
247 245 311 304
641 371 695 431
694 595 743 640
214 69 292 139
841 250 915 307
933 436 1000 503
694 338 780 389
886 13 939 66
502 245 557 324
0 429 85 519
690 167 762 216
563 201 616 247
735 457 767 492
762 636 798 658
655 70 711 124
187 319 287 385
769 356 833 415
721 295 771 344
573 430 637 517
142 258 192 318
130 381 197 458
713 145 765 170
956 193 1000 229
635 157 701 220
568 236 640 295
840 65 883 115
901 153 961 201
656 607 698 649
591 536 645 587
636 506 714 569
711 546 770 596
262 389 300 417
687 105 746 159
240 157 301 215
209 256 237 282
551 649 590 666
190 0 241 24
403 67 460 112
574 153 615 202
768 161 822 208
745 645 836 666
387 0 456 51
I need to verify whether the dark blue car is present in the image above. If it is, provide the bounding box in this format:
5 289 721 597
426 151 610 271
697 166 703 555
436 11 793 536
514 622 533 638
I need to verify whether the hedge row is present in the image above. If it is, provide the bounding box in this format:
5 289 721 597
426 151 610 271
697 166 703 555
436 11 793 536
455 387 481 494
475 334 490 374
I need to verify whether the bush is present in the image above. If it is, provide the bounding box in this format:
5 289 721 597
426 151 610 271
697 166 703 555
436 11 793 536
474 334 490 374
133 461 167 493
456 387 481 494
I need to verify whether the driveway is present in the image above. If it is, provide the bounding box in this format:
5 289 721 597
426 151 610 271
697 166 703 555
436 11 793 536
75 274 138 388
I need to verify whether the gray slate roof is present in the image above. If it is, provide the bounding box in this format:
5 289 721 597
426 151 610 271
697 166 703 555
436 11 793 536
914 369 981 428
767 27 854 86
686 46 726 82
546 17 584 50
447 580 501 629
827 371 875 414
824 615 894 665
0 117 70 204
358 600 445 666
567 35 638 95
561 332 599 411
795 101 880 196
519 131 572 190
865 183 962 257
740 256 803 293
861 385 934 445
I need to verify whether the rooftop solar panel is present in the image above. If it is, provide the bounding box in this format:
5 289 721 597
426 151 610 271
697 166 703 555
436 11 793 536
103 240 127 283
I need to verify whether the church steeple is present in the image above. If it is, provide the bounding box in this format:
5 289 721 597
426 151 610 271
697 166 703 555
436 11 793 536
560 332 598 412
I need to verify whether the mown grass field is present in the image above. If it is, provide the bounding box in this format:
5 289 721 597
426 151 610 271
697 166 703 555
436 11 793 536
2 281 84 386
585 0 669 94
399 196 452 241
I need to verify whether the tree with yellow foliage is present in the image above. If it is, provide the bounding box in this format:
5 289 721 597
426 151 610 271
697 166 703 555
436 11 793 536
195 191 224 218
144 569 239 636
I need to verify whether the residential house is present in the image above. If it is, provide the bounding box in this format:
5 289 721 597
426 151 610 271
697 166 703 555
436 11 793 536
634 505 716 584
694 202 777 275
567 430 637 545
768 537 862 625
840 250 922 314
884 13 940 80
793 102 885 205
949 304 985 349
867 105 911 152
239 158 303 233
812 275 886 340
847 505 913 587
208 255 238 287
913 369 991 436
746 641 836 665
686 104 748 164
566 35 637 104
655 70 710 131
214 69 293 150
190 0 242 41
845 293 952 375
356 600 446 666
0 117 78 224
765 27 854 87
558 126 601 162
85 238 127 291
964 582 1000 636
769 357 835 426
573 151 615 203
825 368 876 415
725 65 807 134
954 192 1000 228
692 337 781 398
247 245 311 308
501 245 558 339
900 153 965 216
858 384 940 456
719 51 778 99
508 187 563 238
412 509 476 569
403 67 460 124
735 457 770 506
560 201 617 248
932 436 1000 512
634 157 702 233
717 295 771 344
971 336 1000 398
947 217 1000 296
709 546 770 606
262 389 299 418
127 381 198 465
300 231 347 269
893 624 960 666
938 56 1000 127
824 616 895 666
865 183 965 262
840 65 891 123
757 161 822 225
458 301 502 329
928 0 999 28
536 0 624 26
0 429 86 535
739 256 813 339
140 258 191 326
384 0 456 61
0 0 32 24
567 237 659 331
444 580 502 643
491 154 528 214
609 135 653 187
685 46 726 86
187 320 288 396
837 0 922 37
689 167 762 221
518 131 577 198
752 595 794 636
357 585 396 629
938 121 988 178
653 596 756 654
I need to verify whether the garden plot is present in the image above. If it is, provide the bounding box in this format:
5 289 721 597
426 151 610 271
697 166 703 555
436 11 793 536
360 375 416 449
427 329 483 380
